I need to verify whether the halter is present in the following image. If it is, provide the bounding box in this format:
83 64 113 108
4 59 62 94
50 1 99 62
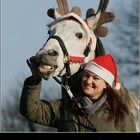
46 13 95 100
47 35 92 80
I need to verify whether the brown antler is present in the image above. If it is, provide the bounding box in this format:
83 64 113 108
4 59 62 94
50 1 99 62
70 6 82 17
56 0 69 15
97 0 109 13
56 0 82 17
47 0 81 19
96 0 115 37
97 0 115 25
47 0 69 19
86 0 115 37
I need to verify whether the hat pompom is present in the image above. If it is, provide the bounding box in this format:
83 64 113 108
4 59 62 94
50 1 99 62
114 82 121 90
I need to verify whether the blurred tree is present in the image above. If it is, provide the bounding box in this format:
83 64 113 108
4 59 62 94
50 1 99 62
1 76 57 132
105 0 139 94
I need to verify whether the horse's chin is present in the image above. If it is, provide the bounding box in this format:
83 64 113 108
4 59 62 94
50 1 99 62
38 64 56 80
41 75 52 80
39 72 54 80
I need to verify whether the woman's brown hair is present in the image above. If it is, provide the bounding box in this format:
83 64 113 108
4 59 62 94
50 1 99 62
104 86 129 128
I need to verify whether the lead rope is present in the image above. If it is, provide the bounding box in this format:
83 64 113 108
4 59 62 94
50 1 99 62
53 77 96 131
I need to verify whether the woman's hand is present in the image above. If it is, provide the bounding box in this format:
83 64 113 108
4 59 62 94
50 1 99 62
26 56 41 79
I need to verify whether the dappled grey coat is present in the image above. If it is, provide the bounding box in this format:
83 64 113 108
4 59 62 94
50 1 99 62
20 76 136 132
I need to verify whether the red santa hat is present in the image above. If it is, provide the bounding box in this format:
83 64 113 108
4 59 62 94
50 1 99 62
84 54 121 90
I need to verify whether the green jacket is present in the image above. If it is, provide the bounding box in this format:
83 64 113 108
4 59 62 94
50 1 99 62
20 76 137 132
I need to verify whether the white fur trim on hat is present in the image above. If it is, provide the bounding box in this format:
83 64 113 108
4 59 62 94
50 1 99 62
114 82 121 90
84 61 115 87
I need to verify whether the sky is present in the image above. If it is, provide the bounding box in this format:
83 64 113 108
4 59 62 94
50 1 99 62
1 0 139 101
1 0 100 100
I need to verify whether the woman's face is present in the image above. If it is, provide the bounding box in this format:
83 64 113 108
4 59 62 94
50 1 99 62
82 70 107 99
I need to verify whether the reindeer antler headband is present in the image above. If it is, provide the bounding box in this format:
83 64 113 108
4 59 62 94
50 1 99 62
47 0 81 18
86 0 115 37
47 0 115 37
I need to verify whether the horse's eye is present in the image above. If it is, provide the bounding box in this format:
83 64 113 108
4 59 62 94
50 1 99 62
76 33 83 39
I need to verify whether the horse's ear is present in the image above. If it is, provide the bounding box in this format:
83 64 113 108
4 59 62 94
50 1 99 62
86 0 115 37
86 10 101 30
95 38 106 57
89 0 110 26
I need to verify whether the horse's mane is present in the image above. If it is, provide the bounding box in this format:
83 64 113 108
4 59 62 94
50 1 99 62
95 38 106 57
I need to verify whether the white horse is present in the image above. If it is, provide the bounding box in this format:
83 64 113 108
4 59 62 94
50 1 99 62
35 0 139 132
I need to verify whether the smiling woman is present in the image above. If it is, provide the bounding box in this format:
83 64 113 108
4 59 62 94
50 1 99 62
20 54 137 132
82 71 107 100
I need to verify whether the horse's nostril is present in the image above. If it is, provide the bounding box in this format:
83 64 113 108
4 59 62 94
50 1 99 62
35 49 59 66
36 51 42 59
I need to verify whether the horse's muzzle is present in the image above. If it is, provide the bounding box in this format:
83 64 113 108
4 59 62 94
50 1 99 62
36 50 58 79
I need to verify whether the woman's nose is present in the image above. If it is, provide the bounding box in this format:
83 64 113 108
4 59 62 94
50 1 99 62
86 77 93 84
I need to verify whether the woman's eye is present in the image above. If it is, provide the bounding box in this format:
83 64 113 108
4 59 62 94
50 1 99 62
83 74 89 78
93 77 100 80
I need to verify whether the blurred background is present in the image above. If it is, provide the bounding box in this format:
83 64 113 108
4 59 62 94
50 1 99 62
1 0 139 132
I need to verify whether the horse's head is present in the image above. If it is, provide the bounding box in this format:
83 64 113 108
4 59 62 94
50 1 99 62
36 0 115 80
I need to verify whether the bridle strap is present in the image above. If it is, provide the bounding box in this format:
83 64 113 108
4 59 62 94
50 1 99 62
49 36 96 131
68 56 85 62
47 36 69 56
47 35 71 79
